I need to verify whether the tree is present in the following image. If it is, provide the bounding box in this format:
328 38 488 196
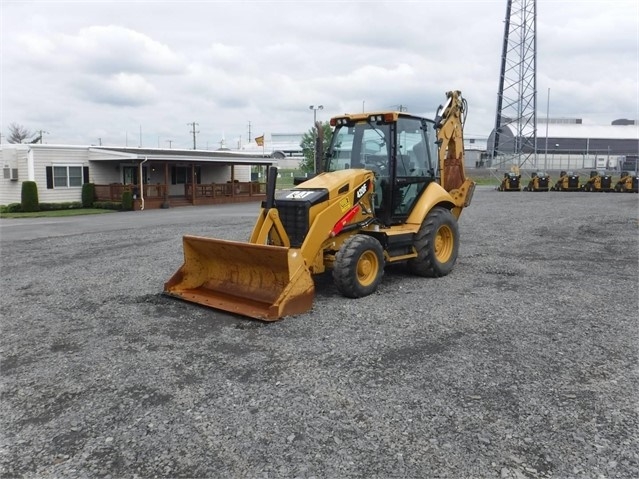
7 123 33 144
299 121 333 174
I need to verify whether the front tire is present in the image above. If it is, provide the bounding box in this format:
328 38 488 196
408 207 459 277
333 234 384 298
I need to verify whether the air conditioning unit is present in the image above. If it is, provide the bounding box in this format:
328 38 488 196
3 167 18 181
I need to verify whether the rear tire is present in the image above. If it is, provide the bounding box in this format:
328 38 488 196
333 234 384 298
408 207 459 277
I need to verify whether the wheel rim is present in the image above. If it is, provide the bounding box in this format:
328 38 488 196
357 251 379 286
434 225 454 263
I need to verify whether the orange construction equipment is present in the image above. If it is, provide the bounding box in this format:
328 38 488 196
583 171 614 192
613 172 639 193
164 90 475 320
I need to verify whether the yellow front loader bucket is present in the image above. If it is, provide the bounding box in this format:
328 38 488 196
164 235 315 321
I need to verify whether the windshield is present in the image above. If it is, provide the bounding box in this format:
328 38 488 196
325 122 391 172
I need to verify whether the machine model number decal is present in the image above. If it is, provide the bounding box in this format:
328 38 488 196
354 181 369 203
286 190 314 199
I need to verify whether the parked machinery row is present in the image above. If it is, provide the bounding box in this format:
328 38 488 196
612 172 639 193
497 171 638 193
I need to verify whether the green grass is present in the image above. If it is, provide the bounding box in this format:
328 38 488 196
275 169 501 188
472 176 501 186
0 209 117 219
275 169 307 189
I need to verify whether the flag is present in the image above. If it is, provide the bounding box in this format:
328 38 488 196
255 135 264 147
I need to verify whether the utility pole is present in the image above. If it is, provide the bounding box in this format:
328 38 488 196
247 121 252 143
188 122 199 150
166 139 173 149
28 130 50 144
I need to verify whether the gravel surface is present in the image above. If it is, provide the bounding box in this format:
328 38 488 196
1 188 637 479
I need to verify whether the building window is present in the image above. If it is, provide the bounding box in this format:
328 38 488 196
173 166 187 184
48 165 87 188
171 165 201 185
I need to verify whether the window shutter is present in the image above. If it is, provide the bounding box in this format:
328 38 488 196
46 166 53 189
83 166 89 183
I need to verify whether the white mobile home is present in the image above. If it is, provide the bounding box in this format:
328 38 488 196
1 144 275 210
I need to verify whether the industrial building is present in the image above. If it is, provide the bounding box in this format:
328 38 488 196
486 119 639 172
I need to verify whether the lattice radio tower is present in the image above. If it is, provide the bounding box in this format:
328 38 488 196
491 0 537 170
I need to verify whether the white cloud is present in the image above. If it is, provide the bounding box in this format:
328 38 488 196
17 25 184 75
1 0 637 147
81 73 159 106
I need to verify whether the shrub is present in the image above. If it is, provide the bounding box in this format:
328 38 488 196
94 201 122 210
21 181 39 212
39 202 82 211
3 203 22 213
121 190 133 211
82 183 96 208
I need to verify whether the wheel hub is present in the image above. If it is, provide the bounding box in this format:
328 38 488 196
357 252 378 285
434 225 453 263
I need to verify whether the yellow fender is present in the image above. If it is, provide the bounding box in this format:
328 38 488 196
407 181 460 225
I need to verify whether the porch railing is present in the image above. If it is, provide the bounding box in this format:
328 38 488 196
94 183 130 202
185 181 266 198
95 181 266 202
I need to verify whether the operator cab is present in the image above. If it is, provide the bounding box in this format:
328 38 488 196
325 112 438 225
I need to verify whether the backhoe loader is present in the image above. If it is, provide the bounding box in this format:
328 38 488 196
164 90 475 320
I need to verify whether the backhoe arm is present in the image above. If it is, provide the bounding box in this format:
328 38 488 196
434 90 475 216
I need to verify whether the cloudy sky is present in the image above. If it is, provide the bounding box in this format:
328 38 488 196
1 0 637 150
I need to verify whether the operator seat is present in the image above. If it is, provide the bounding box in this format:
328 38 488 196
409 142 427 176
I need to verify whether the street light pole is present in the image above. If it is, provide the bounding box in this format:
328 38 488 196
309 105 323 174
544 87 550 172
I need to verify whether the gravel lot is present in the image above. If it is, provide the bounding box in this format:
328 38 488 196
1 187 637 479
